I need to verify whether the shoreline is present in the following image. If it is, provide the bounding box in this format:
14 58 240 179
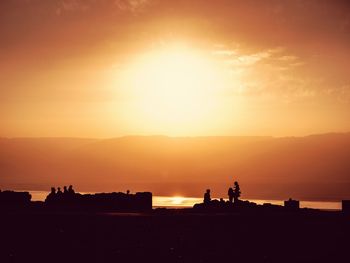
19 190 343 210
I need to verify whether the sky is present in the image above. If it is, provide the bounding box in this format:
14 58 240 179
1 0 350 138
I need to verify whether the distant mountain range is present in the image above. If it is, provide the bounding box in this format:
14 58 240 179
1 133 350 201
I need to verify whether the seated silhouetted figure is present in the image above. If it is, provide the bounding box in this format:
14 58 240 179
204 189 211 205
68 185 75 195
62 186 70 203
45 187 56 203
228 187 234 203
67 185 76 203
56 187 63 200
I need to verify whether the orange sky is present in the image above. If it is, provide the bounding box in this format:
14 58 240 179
1 0 350 137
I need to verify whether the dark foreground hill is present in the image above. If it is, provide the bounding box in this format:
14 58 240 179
0 133 350 200
0 211 349 263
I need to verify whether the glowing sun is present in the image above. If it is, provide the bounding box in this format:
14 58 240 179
119 45 231 135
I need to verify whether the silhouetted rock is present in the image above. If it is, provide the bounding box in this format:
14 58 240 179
284 198 300 210
193 198 259 213
193 183 292 213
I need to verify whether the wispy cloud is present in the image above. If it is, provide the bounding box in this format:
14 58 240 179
212 49 237 56
55 0 149 15
210 43 318 103
234 51 271 66
56 0 91 14
115 0 149 12
277 55 298 61
324 84 350 104
212 45 290 68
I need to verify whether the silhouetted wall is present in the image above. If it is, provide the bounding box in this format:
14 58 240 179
45 191 152 212
342 200 350 213
0 190 31 209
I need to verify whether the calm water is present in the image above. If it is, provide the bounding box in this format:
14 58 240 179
27 190 342 210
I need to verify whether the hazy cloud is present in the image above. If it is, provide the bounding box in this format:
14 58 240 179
211 43 317 103
278 55 298 61
115 0 149 12
54 0 149 15
212 49 237 56
217 48 276 67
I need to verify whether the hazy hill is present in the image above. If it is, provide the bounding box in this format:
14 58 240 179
0 134 349 201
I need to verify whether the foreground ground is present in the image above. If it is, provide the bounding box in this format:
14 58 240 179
0 210 349 263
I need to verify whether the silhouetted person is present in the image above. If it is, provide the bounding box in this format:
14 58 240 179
233 181 241 203
45 187 56 203
63 186 68 194
68 185 75 194
204 189 211 205
57 187 63 198
127 190 130 195
228 187 234 203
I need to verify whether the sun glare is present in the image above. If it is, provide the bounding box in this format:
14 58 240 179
171 196 186 206
118 45 233 135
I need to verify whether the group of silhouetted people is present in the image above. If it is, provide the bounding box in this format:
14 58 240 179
45 185 76 204
203 181 241 205
228 181 241 203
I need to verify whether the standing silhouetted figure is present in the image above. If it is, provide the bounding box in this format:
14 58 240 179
228 187 234 203
63 186 68 194
204 189 211 205
233 181 241 203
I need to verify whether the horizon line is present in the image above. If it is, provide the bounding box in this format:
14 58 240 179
1 131 350 140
